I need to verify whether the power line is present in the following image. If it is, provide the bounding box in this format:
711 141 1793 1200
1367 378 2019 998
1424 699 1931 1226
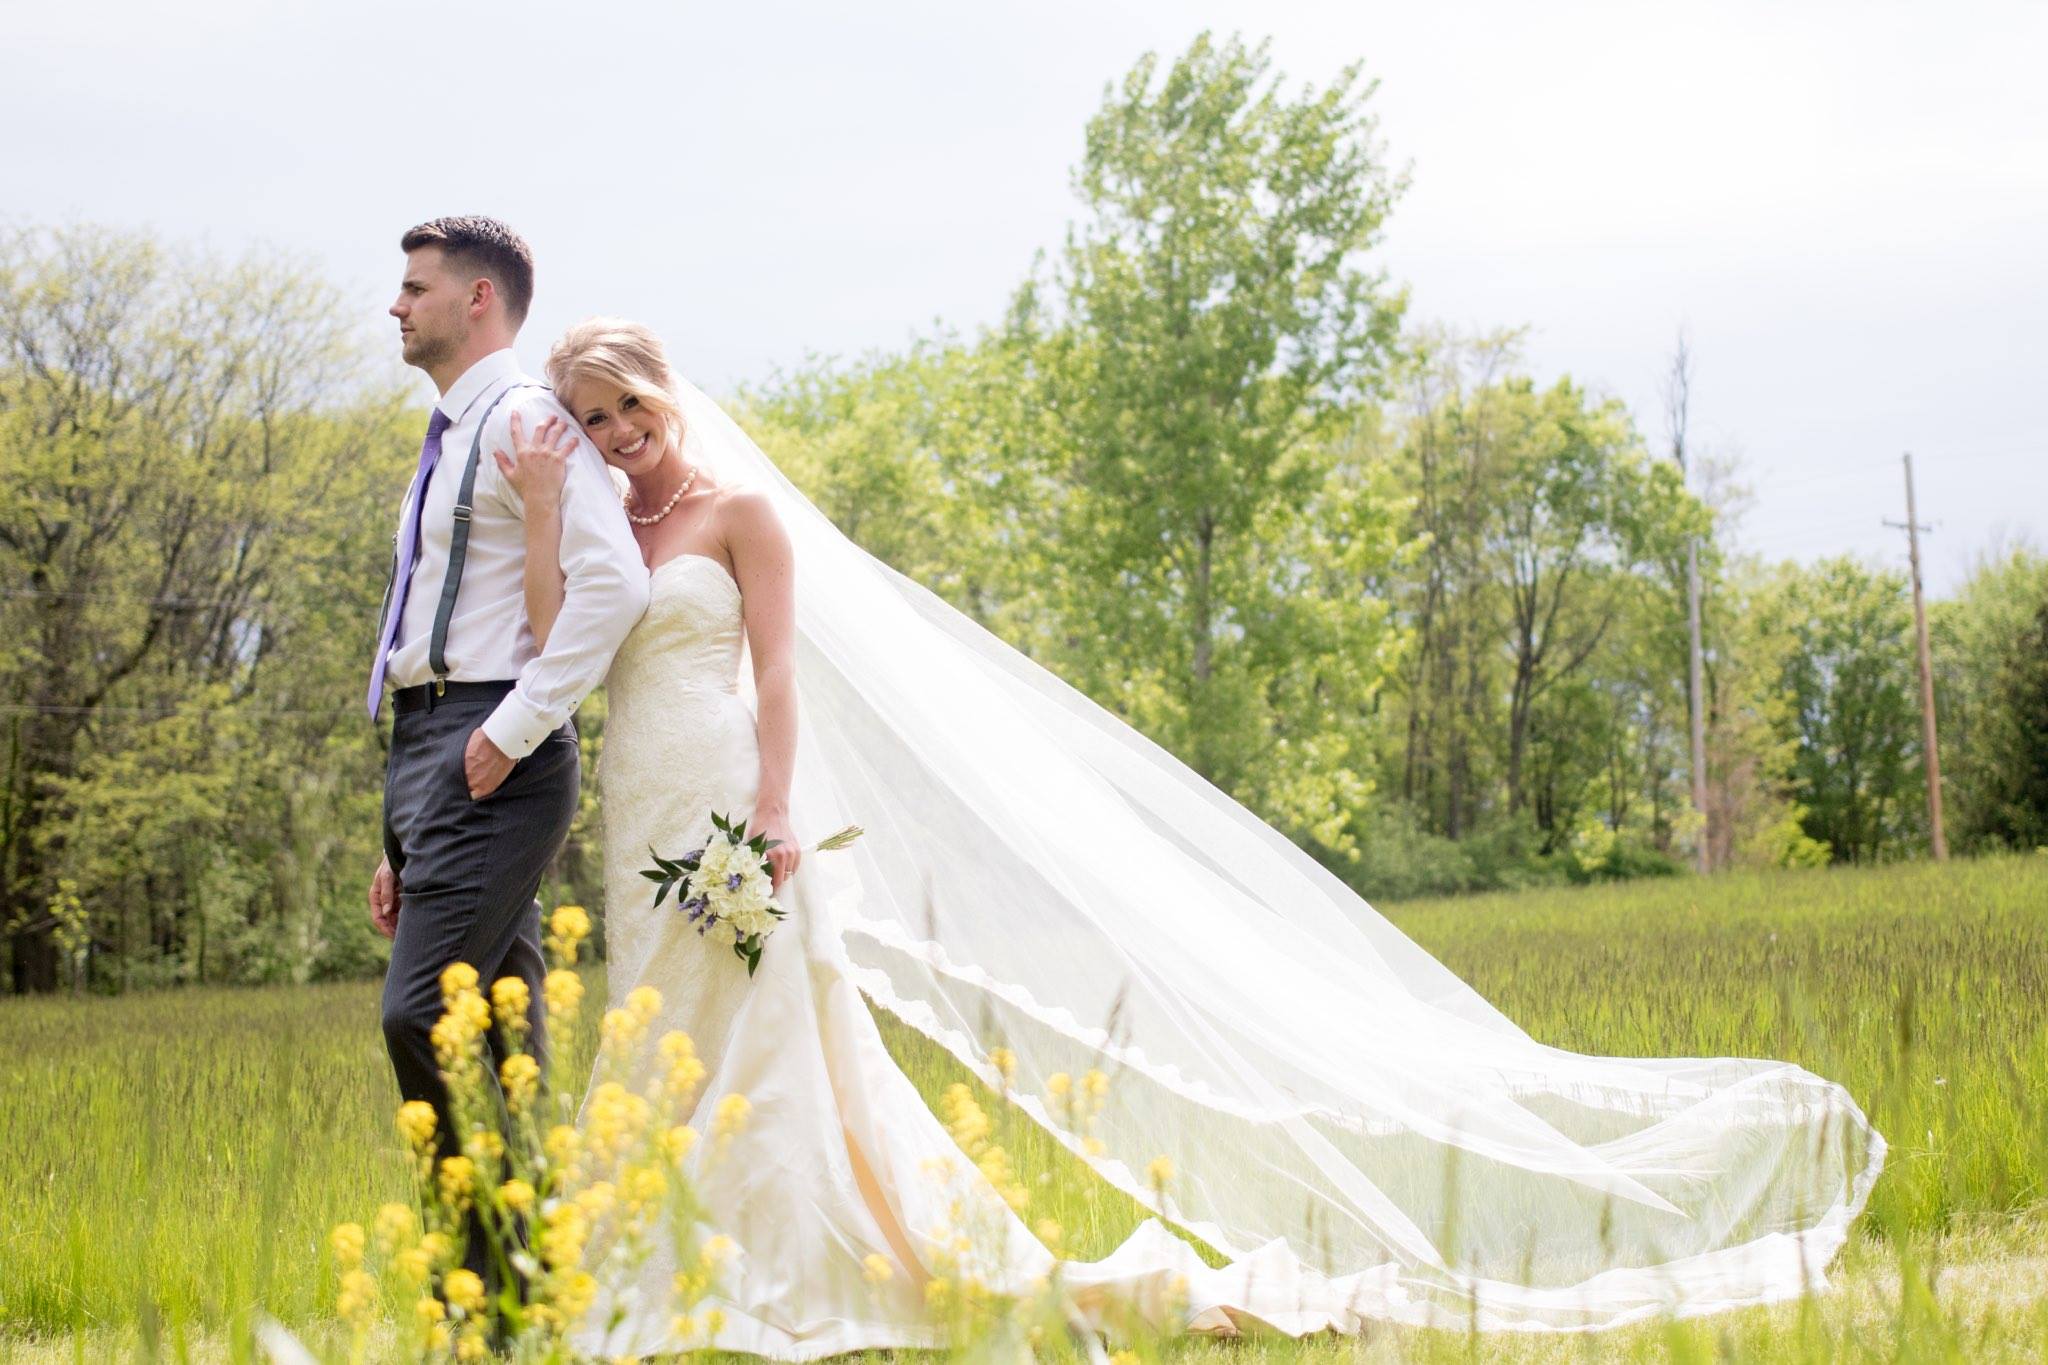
1745 445 2045 498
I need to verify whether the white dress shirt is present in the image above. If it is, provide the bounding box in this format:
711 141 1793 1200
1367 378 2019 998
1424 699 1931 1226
381 349 649 758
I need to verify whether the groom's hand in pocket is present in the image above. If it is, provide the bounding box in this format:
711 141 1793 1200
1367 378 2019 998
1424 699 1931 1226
464 727 515 801
370 856 400 939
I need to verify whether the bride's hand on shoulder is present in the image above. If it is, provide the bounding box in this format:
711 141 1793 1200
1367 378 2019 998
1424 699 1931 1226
492 410 576 510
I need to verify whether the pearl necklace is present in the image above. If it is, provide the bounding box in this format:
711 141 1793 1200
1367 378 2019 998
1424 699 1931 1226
624 464 699 526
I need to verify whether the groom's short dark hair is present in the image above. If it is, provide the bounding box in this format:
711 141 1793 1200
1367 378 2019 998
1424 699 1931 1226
400 216 535 326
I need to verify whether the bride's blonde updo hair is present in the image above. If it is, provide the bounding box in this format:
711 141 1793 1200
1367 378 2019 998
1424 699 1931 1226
544 317 687 455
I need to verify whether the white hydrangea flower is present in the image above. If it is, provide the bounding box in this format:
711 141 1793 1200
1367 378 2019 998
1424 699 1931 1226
692 836 735 887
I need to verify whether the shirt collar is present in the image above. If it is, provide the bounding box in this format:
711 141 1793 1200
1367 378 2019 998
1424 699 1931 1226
434 348 525 424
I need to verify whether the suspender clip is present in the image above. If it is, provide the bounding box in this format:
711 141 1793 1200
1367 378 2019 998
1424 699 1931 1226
451 504 473 523
433 677 446 699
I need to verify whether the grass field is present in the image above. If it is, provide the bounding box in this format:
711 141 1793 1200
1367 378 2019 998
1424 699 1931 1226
1 855 2044 1360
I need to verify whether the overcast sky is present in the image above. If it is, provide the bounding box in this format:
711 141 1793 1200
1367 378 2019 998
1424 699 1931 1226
9 0 2044 592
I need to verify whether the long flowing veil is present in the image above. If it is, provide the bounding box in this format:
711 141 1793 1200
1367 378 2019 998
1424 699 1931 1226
674 376 1884 1332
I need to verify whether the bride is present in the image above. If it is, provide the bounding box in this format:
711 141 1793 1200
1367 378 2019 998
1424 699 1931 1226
494 318 1883 1355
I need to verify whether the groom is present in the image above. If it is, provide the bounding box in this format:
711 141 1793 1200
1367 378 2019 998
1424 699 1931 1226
365 216 646 1285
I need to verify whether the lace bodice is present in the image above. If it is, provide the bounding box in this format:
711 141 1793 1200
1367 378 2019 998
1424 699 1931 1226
606 554 744 702
595 553 757 1023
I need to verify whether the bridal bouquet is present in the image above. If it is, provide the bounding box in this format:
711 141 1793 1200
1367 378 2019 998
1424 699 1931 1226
643 812 862 976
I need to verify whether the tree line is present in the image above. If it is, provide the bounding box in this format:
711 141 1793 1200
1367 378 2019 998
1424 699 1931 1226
4 34 2044 993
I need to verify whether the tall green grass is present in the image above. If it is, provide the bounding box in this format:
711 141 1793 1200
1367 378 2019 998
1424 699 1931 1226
1385 855 2048 1237
0 855 2043 1359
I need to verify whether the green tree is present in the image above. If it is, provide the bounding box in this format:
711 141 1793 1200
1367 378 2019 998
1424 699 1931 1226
1699 562 1831 870
0 225 408 992
1379 333 1703 852
1932 547 2048 851
1017 32 1411 851
1760 557 1919 863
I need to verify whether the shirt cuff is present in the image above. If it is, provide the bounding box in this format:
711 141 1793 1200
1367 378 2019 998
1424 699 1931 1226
481 691 555 760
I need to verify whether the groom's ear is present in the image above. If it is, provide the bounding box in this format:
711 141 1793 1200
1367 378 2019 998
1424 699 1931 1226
468 275 499 321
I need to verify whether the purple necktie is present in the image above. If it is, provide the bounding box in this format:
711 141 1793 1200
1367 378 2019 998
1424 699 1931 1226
366 407 453 718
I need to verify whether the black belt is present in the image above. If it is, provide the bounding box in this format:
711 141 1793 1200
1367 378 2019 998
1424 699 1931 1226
392 679 516 715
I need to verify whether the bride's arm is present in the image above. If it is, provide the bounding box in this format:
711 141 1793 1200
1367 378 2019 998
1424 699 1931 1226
492 410 575 650
728 489 801 889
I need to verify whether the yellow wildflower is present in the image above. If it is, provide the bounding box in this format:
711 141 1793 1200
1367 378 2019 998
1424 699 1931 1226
414 1295 447 1325
556 1270 598 1319
328 1222 365 1270
625 984 662 1024
713 1092 752 1142
462 1128 504 1164
576 1180 618 1220
941 1083 993 1154
426 1323 451 1353
1034 1218 1063 1251
625 1163 668 1208
658 1123 699 1163
455 1325 488 1361
699 1233 735 1266
600 1005 647 1049
862 1253 894 1283
1109 1352 1141 1365
1082 1136 1106 1157
1147 1155 1175 1188
490 976 531 1029
419 1231 455 1267
501 1053 540 1111
394 1247 431 1286
498 1177 535 1213
1083 1068 1110 1099
373 1202 417 1253
542 1204 589 1269
978 1146 1029 1212
439 961 479 1001
431 1013 478 1061
437 1154 476 1206
703 1308 726 1338
925 1276 952 1309
443 1267 486 1314
660 1030 706 1098
1046 1072 1071 1098
549 903 590 946
546 1123 582 1168
544 968 584 1020
988 1047 1017 1086
395 1100 437 1150
335 1268 377 1323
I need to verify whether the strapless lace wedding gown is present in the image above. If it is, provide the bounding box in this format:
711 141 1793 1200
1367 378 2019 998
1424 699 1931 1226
565 385 1884 1350
570 543 1881 1357
575 554 1058 1357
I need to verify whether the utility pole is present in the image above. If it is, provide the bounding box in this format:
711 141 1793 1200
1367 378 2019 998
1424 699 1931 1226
1886 452 1948 860
1667 333 1710 873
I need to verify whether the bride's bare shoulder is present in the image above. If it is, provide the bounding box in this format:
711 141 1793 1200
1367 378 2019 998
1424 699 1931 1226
715 484 791 569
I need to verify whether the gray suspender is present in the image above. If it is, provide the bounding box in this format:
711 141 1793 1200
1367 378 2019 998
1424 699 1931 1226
427 381 545 692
